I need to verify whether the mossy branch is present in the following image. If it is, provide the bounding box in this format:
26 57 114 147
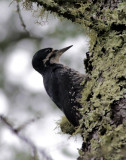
24 0 126 31
30 0 76 21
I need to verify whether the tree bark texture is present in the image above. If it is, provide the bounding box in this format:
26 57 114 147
22 0 126 159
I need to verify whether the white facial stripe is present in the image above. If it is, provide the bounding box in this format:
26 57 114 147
43 49 54 64
43 50 61 65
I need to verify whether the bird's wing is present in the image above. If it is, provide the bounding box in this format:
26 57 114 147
56 65 84 95
43 64 87 126
51 65 85 107
54 66 85 125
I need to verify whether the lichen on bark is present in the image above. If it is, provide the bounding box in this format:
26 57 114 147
18 0 126 159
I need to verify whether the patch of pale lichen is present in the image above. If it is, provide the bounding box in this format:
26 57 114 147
90 124 126 160
58 116 75 135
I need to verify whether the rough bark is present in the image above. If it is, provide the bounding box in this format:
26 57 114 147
22 0 126 159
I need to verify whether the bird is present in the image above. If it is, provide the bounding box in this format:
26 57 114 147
32 45 87 126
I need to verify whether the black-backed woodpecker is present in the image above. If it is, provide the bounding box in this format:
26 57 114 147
32 45 86 126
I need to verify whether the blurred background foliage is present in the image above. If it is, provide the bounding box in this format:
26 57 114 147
0 0 89 160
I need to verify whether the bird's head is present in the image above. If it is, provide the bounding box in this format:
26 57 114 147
32 45 73 74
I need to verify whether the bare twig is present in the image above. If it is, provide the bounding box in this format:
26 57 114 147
9 0 15 6
0 115 53 160
17 2 30 36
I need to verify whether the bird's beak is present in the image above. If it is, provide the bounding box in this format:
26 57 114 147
56 45 73 56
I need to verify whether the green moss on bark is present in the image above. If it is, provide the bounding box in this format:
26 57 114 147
80 29 126 159
79 1 126 158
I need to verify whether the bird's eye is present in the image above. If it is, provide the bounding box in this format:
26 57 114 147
46 49 52 53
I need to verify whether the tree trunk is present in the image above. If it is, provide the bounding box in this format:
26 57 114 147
24 0 126 159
